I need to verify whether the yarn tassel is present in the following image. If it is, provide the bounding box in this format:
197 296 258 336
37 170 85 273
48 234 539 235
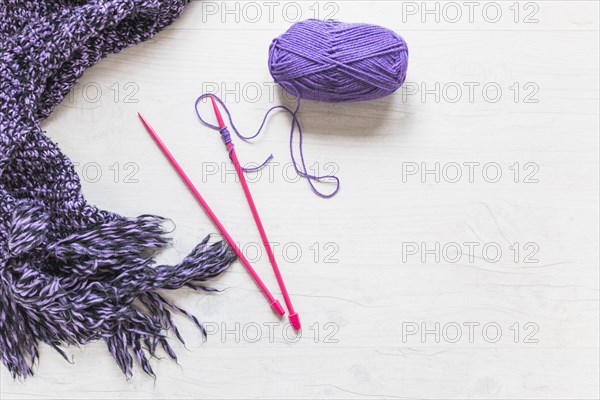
0 200 235 379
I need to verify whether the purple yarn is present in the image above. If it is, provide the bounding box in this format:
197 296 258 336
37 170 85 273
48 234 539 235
195 93 340 198
0 0 237 379
195 20 407 197
268 19 409 102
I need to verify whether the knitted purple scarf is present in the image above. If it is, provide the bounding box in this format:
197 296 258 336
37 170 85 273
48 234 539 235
0 0 235 379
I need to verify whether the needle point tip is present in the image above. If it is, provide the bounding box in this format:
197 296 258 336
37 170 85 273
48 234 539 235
210 95 226 128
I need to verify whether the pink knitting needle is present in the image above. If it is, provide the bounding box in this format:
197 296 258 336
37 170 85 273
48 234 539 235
138 112 285 316
209 96 301 330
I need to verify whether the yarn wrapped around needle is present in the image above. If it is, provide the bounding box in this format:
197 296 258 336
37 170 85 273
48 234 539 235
197 19 409 197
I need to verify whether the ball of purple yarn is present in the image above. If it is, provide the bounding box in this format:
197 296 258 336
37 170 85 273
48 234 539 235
268 19 409 102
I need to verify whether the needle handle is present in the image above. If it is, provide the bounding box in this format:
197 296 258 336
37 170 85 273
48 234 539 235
228 144 301 330
138 113 285 316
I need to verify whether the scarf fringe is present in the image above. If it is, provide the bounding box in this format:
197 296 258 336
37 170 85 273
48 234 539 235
0 200 235 378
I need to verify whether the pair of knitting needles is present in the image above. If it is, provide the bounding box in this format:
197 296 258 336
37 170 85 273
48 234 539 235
138 97 300 330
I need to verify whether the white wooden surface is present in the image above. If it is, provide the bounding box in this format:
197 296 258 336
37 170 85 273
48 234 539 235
2 1 599 399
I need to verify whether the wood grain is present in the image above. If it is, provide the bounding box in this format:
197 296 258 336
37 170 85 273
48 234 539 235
1 1 598 399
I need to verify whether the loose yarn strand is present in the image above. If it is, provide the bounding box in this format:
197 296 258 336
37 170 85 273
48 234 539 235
195 19 407 198
195 93 340 198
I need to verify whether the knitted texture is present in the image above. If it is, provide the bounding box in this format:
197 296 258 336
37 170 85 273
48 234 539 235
0 0 235 378
268 19 409 102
